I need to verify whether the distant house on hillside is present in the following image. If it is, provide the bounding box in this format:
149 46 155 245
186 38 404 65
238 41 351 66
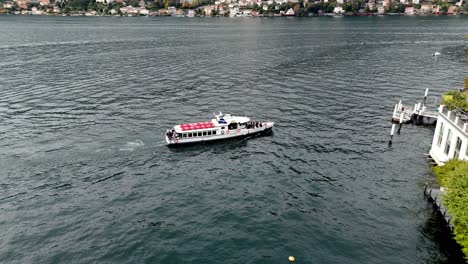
377 5 385 14
404 6 414 15
31 6 44 15
242 9 252 16
168 6 176 14
3 1 13 8
39 0 49 6
420 4 432 13
383 0 390 9
16 0 27 9
447 5 457 14
285 7 295 15
203 5 214 15
333 6 344 13
229 7 239 16
187 9 195 17
119 6 141 14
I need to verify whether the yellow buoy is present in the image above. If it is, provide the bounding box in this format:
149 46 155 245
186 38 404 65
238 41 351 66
288 256 295 262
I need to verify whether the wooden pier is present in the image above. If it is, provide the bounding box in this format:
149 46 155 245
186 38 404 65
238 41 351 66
424 185 454 231
391 89 439 125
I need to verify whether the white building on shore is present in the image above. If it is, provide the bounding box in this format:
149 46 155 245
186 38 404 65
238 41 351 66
429 105 468 165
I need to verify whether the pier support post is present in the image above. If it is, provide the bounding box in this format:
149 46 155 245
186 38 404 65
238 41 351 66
423 88 428 106
397 112 404 134
389 124 396 146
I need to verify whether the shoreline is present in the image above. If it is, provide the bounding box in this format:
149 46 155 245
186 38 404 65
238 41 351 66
0 12 466 17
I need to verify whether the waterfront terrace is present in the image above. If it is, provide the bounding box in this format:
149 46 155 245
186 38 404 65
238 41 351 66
430 105 468 165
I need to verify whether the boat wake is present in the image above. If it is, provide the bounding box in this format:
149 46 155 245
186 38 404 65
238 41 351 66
119 139 144 151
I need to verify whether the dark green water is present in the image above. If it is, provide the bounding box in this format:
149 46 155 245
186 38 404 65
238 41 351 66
0 15 467 263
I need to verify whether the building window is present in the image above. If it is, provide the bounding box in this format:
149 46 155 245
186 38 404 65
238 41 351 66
203 132 207 136
444 129 452 155
437 122 444 146
454 137 462 159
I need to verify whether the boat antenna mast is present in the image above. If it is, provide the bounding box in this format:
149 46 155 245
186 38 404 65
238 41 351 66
214 111 223 119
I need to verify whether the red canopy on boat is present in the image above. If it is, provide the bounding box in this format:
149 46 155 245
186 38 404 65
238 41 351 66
179 121 214 131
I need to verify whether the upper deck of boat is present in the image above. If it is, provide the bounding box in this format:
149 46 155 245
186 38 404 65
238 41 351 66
173 114 250 133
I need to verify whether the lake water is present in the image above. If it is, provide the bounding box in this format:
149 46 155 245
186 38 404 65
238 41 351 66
0 15 467 263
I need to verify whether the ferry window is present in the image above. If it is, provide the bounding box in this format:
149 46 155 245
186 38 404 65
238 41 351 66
183 134 187 138
207 131 212 136
454 137 462 158
221 127 225 129
213 131 217 135
198 132 202 137
444 129 452 155
203 132 207 136
228 123 238 130
188 133 192 137
177 133 182 138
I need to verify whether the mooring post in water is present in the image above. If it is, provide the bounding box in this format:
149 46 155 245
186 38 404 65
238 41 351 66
423 88 428 105
393 104 398 118
398 100 402 110
397 112 404 134
415 102 421 124
389 123 396 145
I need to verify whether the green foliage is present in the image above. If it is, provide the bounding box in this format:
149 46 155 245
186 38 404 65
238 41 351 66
146 0 161 10
305 1 334 14
342 0 365 12
128 0 139 7
87 0 96 11
389 3 404 13
433 160 468 260
440 2 450 13
442 90 468 111
68 0 88 10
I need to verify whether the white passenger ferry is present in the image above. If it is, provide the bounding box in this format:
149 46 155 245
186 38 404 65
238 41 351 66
165 112 274 145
